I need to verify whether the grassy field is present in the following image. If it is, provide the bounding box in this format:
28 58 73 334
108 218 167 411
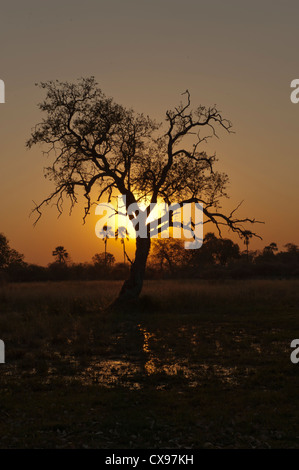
0 279 298 448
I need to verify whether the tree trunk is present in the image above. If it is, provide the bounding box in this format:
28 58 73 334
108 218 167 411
117 237 151 302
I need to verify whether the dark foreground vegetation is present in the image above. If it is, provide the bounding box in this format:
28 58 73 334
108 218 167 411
0 279 298 448
2 232 299 283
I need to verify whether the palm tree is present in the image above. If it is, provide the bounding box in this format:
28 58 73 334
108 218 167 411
115 226 130 264
52 246 69 264
98 224 114 267
243 231 253 261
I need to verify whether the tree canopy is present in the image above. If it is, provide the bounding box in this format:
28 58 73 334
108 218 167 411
27 78 260 300
0 233 24 270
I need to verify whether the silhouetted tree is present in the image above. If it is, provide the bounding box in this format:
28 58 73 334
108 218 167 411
190 232 240 268
150 238 187 275
115 227 131 264
0 233 25 270
92 252 115 269
277 243 299 274
27 78 260 302
262 242 278 258
52 246 69 264
284 243 298 254
243 230 253 261
98 224 114 266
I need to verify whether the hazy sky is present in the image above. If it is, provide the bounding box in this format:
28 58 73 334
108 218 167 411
0 0 299 264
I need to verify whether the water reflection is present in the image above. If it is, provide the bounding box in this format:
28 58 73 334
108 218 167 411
138 324 157 375
79 358 142 389
4 324 243 390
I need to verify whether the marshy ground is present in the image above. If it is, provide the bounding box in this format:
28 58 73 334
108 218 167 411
0 279 298 448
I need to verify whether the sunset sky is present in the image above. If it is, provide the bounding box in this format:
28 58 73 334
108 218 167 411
0 0 299 265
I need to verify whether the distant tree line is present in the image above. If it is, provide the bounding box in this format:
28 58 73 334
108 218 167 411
1 232 299 283
148 235 299 280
